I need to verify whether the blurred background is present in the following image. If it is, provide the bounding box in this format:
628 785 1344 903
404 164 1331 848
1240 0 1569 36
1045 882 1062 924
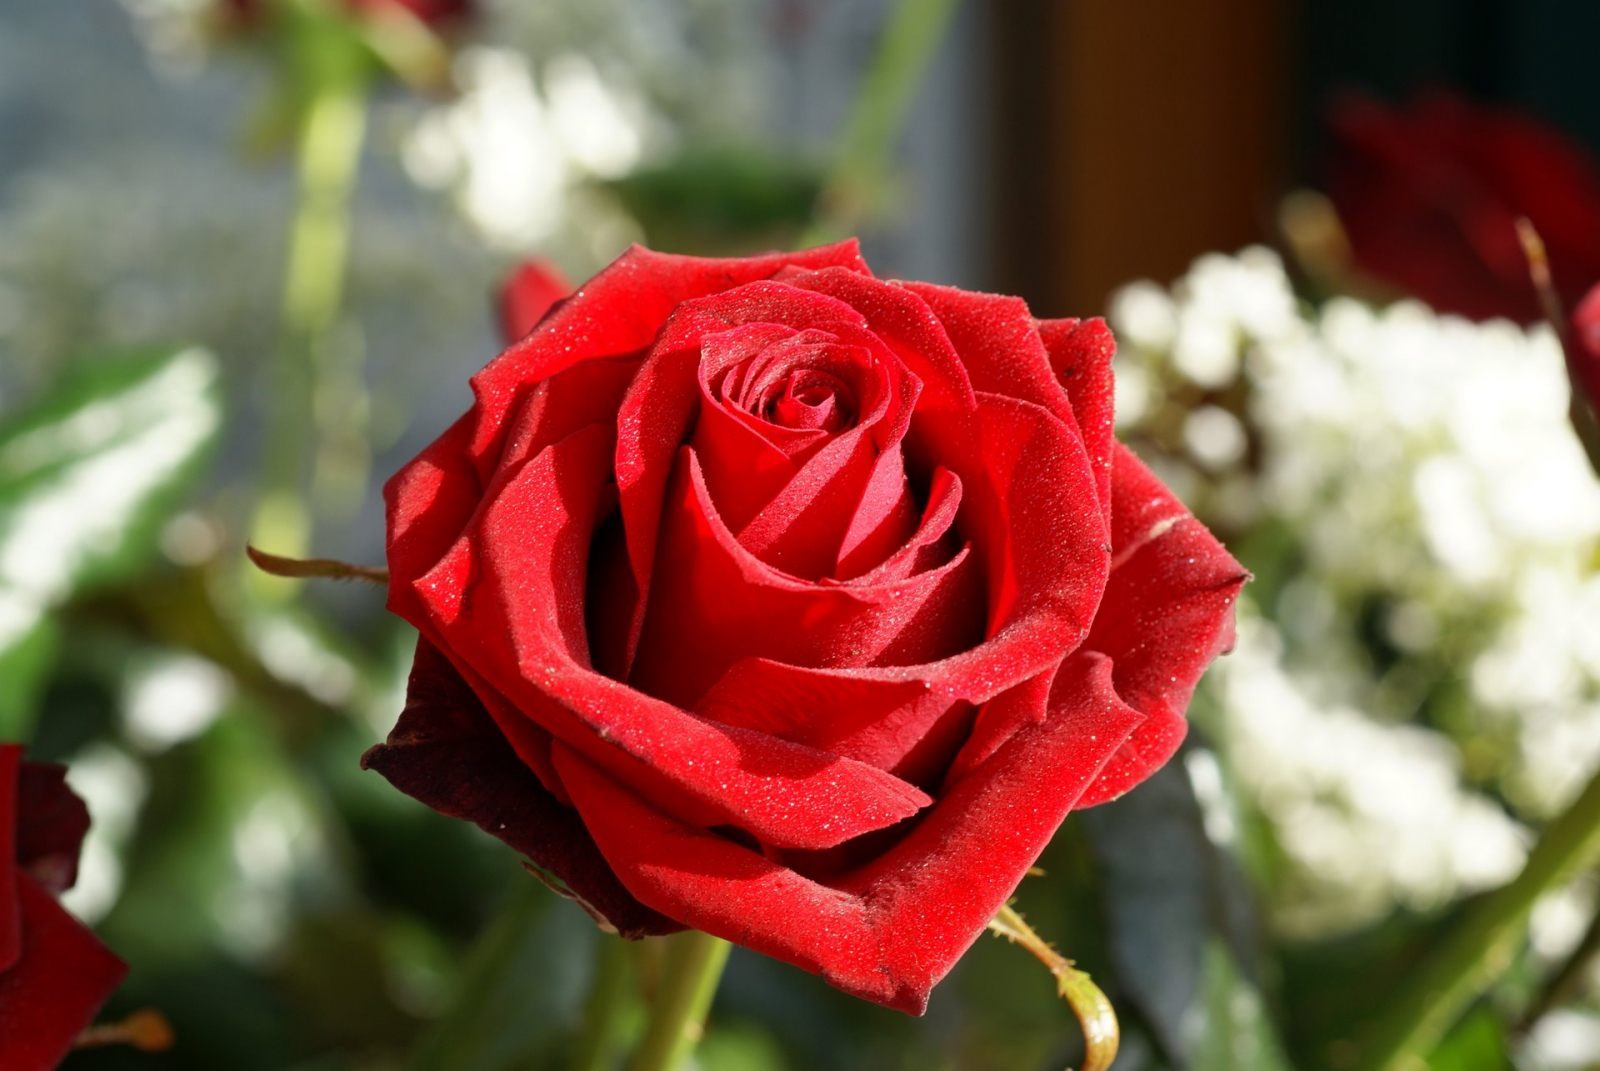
7 1 1600 1068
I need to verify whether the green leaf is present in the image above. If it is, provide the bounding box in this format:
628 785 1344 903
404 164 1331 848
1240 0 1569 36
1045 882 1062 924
603 149 824 255
1078 750 1289 1070
1193 941 1293 1071
0 615 58 739
1427 1008 1511 1071
0 347 221 675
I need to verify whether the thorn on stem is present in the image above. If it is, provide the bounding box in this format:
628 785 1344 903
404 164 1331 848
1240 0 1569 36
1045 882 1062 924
988 902 1119 1071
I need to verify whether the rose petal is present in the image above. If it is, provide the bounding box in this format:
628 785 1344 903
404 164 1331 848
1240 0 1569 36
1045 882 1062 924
16 761 91 896
683 392 1109 779
786 269 978 421
630 447 981 709
410 425 934 850
555 653 1140 1014
1073 444 1248 806
901 281 1075 427
362 640 675 937
0 746 19 973
499 258 572 343
473 242 870 465
1037 317 1117 521
0 875 126 1069
615 282 876 663
385 412 483 627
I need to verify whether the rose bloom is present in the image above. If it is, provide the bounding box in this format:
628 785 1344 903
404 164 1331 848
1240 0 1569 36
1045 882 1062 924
223 0 473 30
366 242 1245 1011
1326 92 1600 324
0 746 126 1066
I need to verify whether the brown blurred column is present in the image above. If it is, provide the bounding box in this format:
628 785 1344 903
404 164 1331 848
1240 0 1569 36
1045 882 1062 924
990 0 1295 316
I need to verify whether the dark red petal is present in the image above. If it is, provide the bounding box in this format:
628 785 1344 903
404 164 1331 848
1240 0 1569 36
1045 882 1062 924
16 762 91 896
1074 444 1248 807
408 426 933 850
499 259 573 343
0 875 127 1069
1037 317 1117 522
556 654 1140 1014
0 746 18 973
362 640 675 937
470 242 870 466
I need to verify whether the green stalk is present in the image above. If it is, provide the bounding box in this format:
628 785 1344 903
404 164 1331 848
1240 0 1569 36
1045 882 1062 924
573 937 637 1071
1357 765 1600 1070
252 76 368 567
800 0 959 246
627 931 731 1071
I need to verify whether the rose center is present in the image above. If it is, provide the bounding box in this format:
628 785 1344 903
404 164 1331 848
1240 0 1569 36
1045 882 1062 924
761 369 855 433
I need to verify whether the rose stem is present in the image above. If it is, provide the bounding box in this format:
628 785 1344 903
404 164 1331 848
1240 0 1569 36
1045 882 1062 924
572 936 637 1071
1355 762 1600 1070
800 0 959 246
251 33 370 584
627 930 732 1071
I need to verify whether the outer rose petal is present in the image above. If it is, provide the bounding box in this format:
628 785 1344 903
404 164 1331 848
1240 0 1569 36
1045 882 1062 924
556 654 1142 1013
1073 444 1248 806
16 761 92 896
469 242 871 466
900 281 1077 430
362 640 676 937
1037 317 1117 521
0 875 128 1070
499 259 572 343
0 746 18 972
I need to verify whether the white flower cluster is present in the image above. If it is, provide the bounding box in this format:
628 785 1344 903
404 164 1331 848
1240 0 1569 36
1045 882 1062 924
1111 248 1600 933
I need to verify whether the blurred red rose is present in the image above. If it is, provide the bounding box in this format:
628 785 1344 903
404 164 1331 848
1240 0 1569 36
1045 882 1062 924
1569 284 1600 411
498 259 571 343
0 745 127 1068
365 242 1245 1012
224 0 473 31
1326 92 1600 323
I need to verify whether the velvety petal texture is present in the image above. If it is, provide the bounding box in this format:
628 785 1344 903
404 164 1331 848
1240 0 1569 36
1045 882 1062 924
375 241 1244 1012
499 258 572 343
0 744 127 1069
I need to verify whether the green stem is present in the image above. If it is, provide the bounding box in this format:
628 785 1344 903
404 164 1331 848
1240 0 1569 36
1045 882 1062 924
1356 766 1600 1070
253 77 368 564
800 0 958 246
627 932 731 1071
1515 887 1600 1036
406 882 548 1071
573 937 636 1071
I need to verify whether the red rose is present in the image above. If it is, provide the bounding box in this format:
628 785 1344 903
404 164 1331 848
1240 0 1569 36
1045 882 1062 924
223 0 473 31
498 259 571 343
1326 92 1600 323
365 242 1245 1011
0 746 127 1067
